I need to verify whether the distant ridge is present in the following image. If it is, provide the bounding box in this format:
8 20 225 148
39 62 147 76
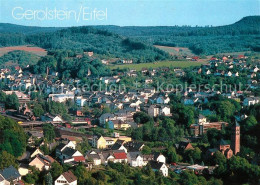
0 16 259 35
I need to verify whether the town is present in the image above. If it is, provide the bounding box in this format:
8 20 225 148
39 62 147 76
0 46 259 185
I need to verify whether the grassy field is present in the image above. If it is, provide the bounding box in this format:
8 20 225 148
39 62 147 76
109 60 206 71
154 45 194 56
0 45 47 57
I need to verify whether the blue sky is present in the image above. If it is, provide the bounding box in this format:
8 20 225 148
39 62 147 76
0 0 259 27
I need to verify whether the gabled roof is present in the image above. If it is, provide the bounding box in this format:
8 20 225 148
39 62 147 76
73 156 85 162
208 148 218 153
56 143 66 151
149 161 164 170
62 147 77 157
124 141 144 152
114 152 127 159
154 152 163 160
128 151 142 159
86 153 101 160
219 139 229 146
0 174 4 182
0 166 20 181
61 171 77 183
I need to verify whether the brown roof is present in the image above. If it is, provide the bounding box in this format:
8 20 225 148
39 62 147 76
62 171 77 183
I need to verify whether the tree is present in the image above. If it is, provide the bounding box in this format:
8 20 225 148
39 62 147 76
50 161 63 179
33 103 44 117
212 151 227 166
214 101 235 121
76 138 91 154
133 112 152 124
45 172 53 185
141 145 152 155
74 164 90 185
0 116 26 157
167 146 178 163
0 151 17 169
242 115 258 132
5 93 19 110
43 124 56 143
179 171 199 185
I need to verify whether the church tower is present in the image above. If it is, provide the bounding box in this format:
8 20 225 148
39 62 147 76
231 121 240 155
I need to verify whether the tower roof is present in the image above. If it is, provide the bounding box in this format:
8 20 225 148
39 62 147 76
219 139 229 146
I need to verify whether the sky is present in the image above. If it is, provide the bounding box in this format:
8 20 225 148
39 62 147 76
0 0 259 27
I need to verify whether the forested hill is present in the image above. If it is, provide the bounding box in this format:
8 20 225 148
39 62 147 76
0 23 61 34
0 26 170 63
94 16 260 55
0 16 259 57
94 16 260 37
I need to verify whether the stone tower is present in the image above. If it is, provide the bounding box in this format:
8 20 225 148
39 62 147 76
231 121 240 155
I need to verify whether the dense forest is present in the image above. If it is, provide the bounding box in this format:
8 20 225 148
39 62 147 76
0 50 39 70
0 16 259 60
96 16 260 55
0 26 171 63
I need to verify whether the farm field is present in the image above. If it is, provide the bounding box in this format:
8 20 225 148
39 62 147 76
0 45 47 56
109 60 207 71
154 45 194 56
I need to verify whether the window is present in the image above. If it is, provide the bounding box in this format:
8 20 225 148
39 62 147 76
57 180 67 183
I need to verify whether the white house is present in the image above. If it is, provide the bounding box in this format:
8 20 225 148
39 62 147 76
53 116 63 122
243 97 260 106
55 171 77 185
154 153 166 164
148 105 171 117
85 151 102 166
49 93 74 103
149 161 168 177
30 148 43 158
128 152 144 167
156 96 170 104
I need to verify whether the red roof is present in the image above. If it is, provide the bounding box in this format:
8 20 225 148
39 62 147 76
73 156 85 162
65 123 71 128
114 152 127 159
192 56 199 60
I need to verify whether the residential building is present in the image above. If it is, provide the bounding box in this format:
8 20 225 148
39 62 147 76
55 171 77 185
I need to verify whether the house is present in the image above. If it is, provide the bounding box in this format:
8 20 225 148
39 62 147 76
99 113 115 126
99 151 115 164
55 170 77 185
156 96 170 104
29 154 55 171
41 114 63 122
154 152 166 164
124 141 144 152
175 141 194 151
243 97 260 106
0 166 21 185
127 152 144 167
148 161 168 177
111 140 128 153
49 93 74 103
113 152 128 163
148 105 171 117
18 163 29 176
92 136 107 149
59 147 84 164
85 151 102 166
56 141 76 156
30 148 43 158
